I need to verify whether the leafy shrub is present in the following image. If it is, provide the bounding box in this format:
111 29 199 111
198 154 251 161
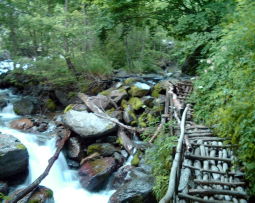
191 0 255 194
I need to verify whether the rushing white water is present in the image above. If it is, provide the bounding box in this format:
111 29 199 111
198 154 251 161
0 90 114 203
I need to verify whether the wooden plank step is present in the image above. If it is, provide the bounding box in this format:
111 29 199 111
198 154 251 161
189 189 248 198
178 193 232 203
185 154 232 163
194 179 246 186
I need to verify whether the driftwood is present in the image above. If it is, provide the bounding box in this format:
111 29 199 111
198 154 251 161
159 105 190 203
9 129 71 203
118 128 136 154
149 87 170 143
78 93 144 133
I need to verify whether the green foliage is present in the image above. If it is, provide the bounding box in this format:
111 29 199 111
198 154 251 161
145 128 177 200
0 192 11 201
191 0 255 194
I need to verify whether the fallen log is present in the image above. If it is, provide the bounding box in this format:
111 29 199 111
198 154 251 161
118 128 136 155
159 104 190 203
9 129 71 203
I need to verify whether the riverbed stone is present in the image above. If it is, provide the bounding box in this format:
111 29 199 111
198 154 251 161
79 157 116 191
0 134 28 179
63 110 116 138
10 118 34 130
13 98 35 115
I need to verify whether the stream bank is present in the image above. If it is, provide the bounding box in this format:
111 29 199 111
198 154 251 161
0 69 191 203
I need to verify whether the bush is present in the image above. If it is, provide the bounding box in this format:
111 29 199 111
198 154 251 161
191 0 255 194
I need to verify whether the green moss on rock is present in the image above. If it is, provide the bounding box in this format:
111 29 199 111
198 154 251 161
16 144 26 150
64 104 74 113
46 99 56 111
128 97 144 110
131 152 140 166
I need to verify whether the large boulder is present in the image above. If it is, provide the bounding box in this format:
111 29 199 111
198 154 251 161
13 98 35 115
0 134 29 179
63 110 116 138
10 118 34 130
79 157 116 191
109 167 156 203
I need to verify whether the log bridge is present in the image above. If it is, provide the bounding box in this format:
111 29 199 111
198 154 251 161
159 80 248 203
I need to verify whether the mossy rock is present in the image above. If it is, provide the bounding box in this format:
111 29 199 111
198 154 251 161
46 99 56 112
16 144 26 150
87 143 117 156
99 89 112 96
123 78 138 85
151 81 167 98
28 186 53 203
123 105 137 125
128 97 144 111
128 82 151 97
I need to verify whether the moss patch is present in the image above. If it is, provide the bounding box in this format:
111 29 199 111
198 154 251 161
64 104 74 113
46 99 56 111
16 144 26 150
128 97 144 110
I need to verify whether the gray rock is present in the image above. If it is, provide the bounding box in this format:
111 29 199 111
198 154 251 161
0 134 28 179
27 186 54 203
79 157 116 191
88 95 111 110
67 137 82 160
13 98 35 115
54 89 70 106
109 166 156 203
63 110 116 138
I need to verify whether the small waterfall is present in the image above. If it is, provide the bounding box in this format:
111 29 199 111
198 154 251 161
0 89 114 203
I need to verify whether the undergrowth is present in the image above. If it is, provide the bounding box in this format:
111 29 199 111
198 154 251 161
145 123 177 200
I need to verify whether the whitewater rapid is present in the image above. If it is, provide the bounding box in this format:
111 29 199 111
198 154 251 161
0 89 114 203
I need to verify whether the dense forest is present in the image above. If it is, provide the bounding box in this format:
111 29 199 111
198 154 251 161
0 0 255 202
